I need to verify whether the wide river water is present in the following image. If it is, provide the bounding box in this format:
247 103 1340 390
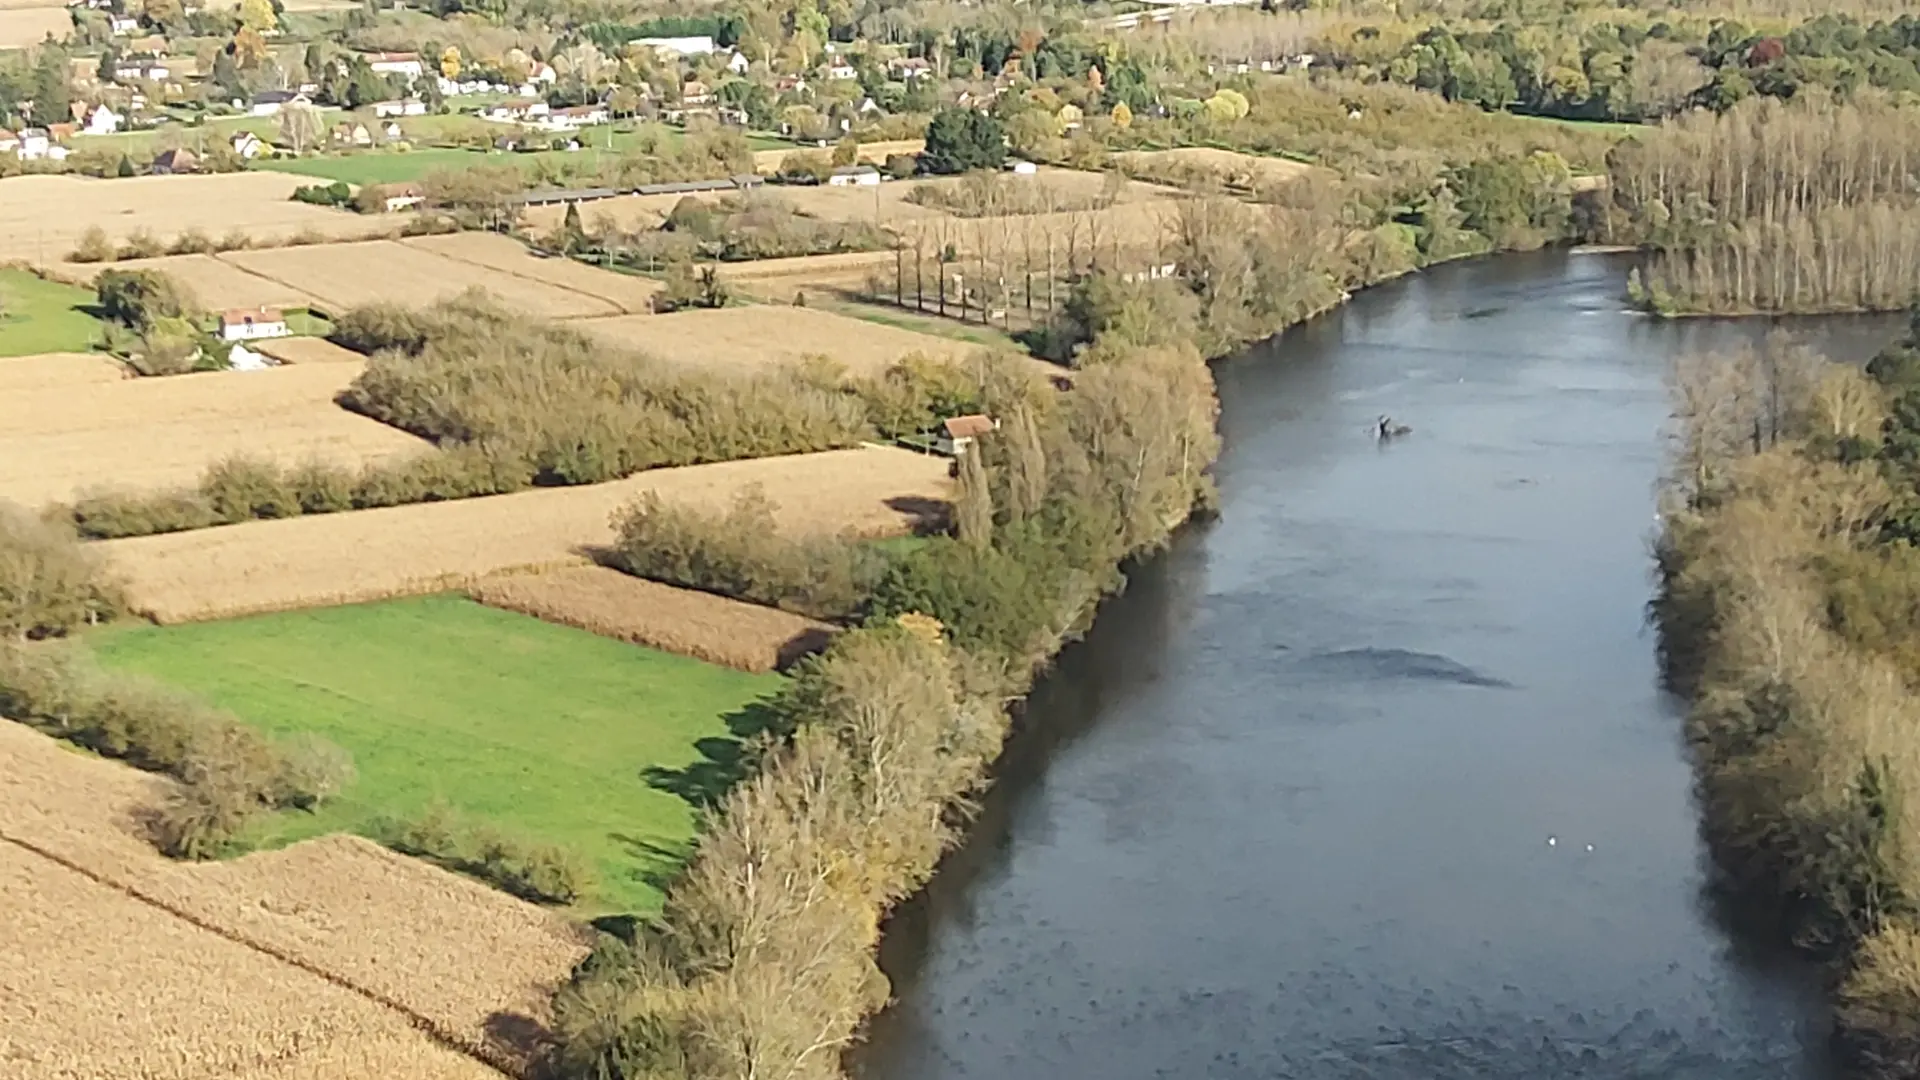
853 251 1902 1080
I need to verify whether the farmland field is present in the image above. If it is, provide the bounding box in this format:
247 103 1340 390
0 4 68 47
0 362 427 509
93 594 785 914
217 240 628 318
100 445 952 623
1113 146 1318 188
400 232 661 313
472 566 836 672
50 252 322 311
252 336 366 364
256 147 488 186
576 304 967 375
0 173 392 268
0 719 585 1078
0 351 125 391
0 269 105 356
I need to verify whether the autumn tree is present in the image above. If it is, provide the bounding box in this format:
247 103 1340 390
278 97 322 153
440 45 461 81
238 0 275 35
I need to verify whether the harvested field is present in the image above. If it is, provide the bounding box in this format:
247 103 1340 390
49 252 321 310
0 362 428 509
473 566 836 672
0 5 67 46
103 446 951 623
710 249 902 303
0 351 126 391
0 173 393 268
252 336 366 364
218 240 624 319
576 304 965 375
401 232 661 313
749 137 923 175
0 720 585 1079
1113 146 1318 188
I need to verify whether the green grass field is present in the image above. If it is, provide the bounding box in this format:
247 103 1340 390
92 594 783 913
0 269 105 357
257 147 486 185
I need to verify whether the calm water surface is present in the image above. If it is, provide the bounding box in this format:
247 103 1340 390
854 252 1900 1080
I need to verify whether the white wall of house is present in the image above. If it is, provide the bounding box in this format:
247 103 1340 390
221 318 288 341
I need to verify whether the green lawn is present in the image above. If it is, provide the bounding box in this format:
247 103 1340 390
257 147 489 185
0 269 105 357
92 594 784 914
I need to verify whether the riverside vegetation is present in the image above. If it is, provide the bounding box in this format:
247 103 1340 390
1654 319 1920 1076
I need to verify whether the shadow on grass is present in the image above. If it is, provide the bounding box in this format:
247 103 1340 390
641 698 789 810
608 831 693 898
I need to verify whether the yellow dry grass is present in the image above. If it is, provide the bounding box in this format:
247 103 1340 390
0 351 127 391
251 336 367 364
0 362 428 509
1113 146 1318 188
104 446 951 623
51 252 322 310
218 240 623 319
0 174 393 268
401 232 661 314
748 138 923 175
576 304 964 376
0 5 67 46
0 720 587 1080
709 251 902 304
472 566 837 673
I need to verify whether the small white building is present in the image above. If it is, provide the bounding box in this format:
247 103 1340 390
227 343 273 371
16 128 56 160
220 306 289 342
381 183 425 211
371 99 427 118
544 104 609 130
249 90 304 117
82 104 121 135
891 57 932 80
826 61 857 80
531 62 557 84
231 130 263 158
1006 159 1038 176
935 414 997 456
365 51 423 79
827 164 880 187
107 13 136 33
723 50 750 75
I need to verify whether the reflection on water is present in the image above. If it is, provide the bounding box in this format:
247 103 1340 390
854 251 1898 1080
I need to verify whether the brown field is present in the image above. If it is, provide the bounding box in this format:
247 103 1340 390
52 251 324 310
711 250 902 303
1113 146 1318 189
218 240 624 318
0 720 584 1079
0 352 127 391
0 174 393 268
103 446 951 623
0 362 428 509
0 5 67 46
472 566 836 672
749 137 923 175
401 232 661 313
251 336 367 364
576 304 965 375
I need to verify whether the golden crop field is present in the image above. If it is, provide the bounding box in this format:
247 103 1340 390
0 5 67 46
218 240 625 318
104 446 952 623
1113 147 1318 189
401 232 661 314
0 363 428 509
252 336 367 364
472 566 837 672
0 352 127 392
576 304 965 375
0 720 586 1080
54 252 322 310
748 137 924 175
0 174 393 267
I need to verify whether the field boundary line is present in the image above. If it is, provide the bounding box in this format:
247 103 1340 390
0 827 524 1079
210 251 339 313
404 240 631 316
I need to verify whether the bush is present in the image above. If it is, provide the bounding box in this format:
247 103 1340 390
70 489 217 539
117 228 165 260
381 803 592 904
70 225 114 263
0 503 122 639
200 456 301 522
286 459 358 515
291 180 353 207
97 268 199 333
271 733 357 810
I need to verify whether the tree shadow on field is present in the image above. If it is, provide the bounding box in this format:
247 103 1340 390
483 1011 556 1077
886 494 953 533
641 698 788 811
608 831 695 896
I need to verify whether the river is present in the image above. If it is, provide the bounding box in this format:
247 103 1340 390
853 251 1901 1080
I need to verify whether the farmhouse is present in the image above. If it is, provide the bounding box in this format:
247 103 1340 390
363 51 423 79
682 80 712 106
545 105 609 130
80 103 121 134
331 122 373 147
723 50 750 74
891 56 932 79
107 13 135 33
150 147 197 174
936 414 998 456
249 89 306 117
484 100 548 122
371 99 427 118
827 164 880 187
230 131 263 158
15 128 64 161
219 307 289 342
827 61 857 80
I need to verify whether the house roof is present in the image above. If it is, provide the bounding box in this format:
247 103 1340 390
46 123 74 140
254 89 297 104
152 147 196 166
363 51 419 62
943 414 996 439
220 306 284 325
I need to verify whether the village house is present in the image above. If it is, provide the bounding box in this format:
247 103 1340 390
483 100 549 122
230 131 263 158
107 13 136 33
370 99 427 118
80 103 120 135
331 121 372 147
383 120 402 140
826 60 857 80
531 61 557 84
827 164 880 187
363 51 423 79
774 74 808 95
381 182 425 212
681 80 711 106
220 307 288 342
151 146 196 173
14 128 58 160
544 104 609 130
249 89 306 117
113 59 170 82
126 33 167 55
890 56 932 79
723 50 750 75
935 414 998 456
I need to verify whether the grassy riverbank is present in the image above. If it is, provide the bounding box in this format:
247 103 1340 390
1653 325 1920 1076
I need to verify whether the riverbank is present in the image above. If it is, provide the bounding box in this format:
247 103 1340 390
1653 329 1920 1078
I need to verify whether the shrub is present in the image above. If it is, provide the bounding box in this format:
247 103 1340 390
70 225 114 263
271 733 357 810
151 780 257 860
200 456 301 522
97 268 199 332
167 228 215 255
70 489 217 539
291 180 352 207
380 803 592 904
0 504 121 640
117 228 165 260
286 459 358 515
